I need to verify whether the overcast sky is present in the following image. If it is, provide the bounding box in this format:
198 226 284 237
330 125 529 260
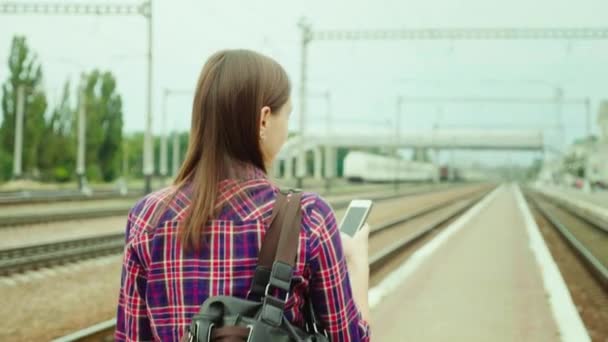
1 0 607 165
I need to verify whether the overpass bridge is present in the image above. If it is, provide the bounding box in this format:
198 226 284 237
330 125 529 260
275 130 544 180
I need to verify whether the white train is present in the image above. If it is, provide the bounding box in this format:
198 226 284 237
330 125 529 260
343 151 439 183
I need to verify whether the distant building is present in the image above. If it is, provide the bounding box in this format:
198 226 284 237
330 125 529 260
593 102 608 187
537 103 608 188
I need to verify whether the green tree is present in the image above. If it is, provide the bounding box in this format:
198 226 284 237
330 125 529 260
0 36 48 179
39 80 76 181
81 70 123 182
0 149 11 181
124 132 144 178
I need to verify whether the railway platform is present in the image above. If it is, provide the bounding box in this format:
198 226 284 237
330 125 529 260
536 185 608 213
369 185 589 342
535 186 608 234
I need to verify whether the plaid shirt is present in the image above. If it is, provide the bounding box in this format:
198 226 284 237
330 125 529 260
115 168 371 341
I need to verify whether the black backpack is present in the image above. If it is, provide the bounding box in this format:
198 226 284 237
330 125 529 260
184 190 330 342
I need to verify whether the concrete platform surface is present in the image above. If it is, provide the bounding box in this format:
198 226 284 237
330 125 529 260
370 185 585 342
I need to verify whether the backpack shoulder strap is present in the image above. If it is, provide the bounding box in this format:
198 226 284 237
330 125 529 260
258 191 289 268
274 191 303 265
248 189 295 300
259 190 303 326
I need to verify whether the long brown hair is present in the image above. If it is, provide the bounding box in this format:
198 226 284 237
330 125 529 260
174 49 291 251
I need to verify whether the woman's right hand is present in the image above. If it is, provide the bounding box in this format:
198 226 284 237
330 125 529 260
340 223 371 321
340 223 370 269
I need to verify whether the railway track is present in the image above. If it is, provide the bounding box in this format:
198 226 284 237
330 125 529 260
51 185 493 341
0 189 140 205
0 182 418 206
0 183 457 228
0 233 124 276
525 190 608 290
0 185 477 276
0 207 132 228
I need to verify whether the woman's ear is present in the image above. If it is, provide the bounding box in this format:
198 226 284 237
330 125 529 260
259 106 272 138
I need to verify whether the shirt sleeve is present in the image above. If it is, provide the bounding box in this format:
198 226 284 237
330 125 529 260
115 212 154 342
308 196 371 341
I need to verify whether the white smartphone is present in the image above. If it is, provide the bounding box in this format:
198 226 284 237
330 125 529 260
339 200 373 237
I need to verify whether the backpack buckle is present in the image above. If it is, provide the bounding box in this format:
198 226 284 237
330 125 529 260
264 283 290 303
202 323 254 342
246 324 254 342
207 323 214 342
185 321 202 342
313 323 329 338
306 321 327 337
264 261 292 303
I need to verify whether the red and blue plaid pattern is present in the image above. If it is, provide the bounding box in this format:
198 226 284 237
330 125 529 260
115 169 370 341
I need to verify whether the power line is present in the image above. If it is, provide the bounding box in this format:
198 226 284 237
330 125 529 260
0 1 148 16
313 28 608 41
399 96 587 105
295 22 606 180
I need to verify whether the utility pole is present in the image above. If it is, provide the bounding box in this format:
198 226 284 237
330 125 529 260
296 18 312 189
0 1 155 193
432 105 443 178
160 88 169 179
323 91 332 193
395 96 403 192
585 97 591 138
12 85 25 179
554 87 565 150
76 76 87 191
143 0 154 193
584 97 593 192
172 131 180 177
